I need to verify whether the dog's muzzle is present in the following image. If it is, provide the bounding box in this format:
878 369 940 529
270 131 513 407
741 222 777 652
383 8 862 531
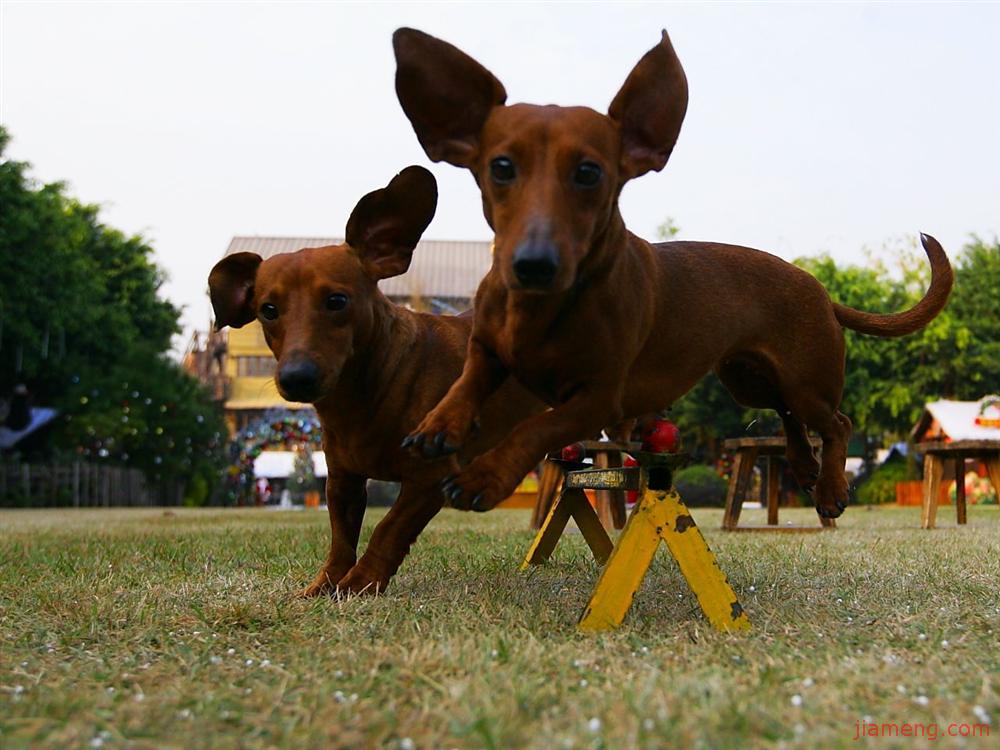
512 238 560 289
278 357 322 403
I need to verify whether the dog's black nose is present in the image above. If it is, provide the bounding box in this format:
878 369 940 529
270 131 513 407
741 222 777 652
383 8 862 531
512 240 559 288
278 358 321 402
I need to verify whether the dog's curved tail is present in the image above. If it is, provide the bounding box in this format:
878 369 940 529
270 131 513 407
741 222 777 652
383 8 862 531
833 233 953 337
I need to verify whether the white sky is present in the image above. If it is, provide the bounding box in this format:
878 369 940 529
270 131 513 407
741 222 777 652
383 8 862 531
2 2 998 352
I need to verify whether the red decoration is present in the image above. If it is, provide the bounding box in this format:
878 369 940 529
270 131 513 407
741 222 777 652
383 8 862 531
560 442 586 462
623 453 639 504
641 418 680 454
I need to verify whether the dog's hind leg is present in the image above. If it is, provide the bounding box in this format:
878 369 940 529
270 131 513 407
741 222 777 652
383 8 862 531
716 355 821 492
780 414 820 492
786 395 852 519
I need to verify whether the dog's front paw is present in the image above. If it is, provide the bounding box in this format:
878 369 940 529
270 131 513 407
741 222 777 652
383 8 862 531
786 454 821 493
298 566 343 598
813 472 849 519
440 459 518 512
401 404 478 459
336 566 388 597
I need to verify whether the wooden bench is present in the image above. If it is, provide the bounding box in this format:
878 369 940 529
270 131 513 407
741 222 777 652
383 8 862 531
721 437 834 531
917 440 1000 529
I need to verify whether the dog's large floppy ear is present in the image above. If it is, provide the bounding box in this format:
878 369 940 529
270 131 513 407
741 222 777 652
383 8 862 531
346 166 438 281
608 30 688 181
208 252 262 330
393 27 507 167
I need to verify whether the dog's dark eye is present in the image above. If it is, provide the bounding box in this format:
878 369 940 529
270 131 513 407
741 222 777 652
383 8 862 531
490 156 516 184
326 293 349 312
260 303 279 321
573 161 602 188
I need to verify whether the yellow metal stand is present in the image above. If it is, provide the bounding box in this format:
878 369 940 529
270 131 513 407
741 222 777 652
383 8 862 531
521 457 750 634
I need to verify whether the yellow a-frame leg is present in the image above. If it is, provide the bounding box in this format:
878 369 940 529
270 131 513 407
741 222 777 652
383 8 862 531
577 485 751 633
520 487 614 569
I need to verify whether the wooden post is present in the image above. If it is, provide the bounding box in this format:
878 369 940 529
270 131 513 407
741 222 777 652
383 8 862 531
921 454 944 529
531 461 563 529
593 449 626 530
985 457 1000 504
722 447 757 529
766 456 780 526
521 487 613 568
954 457 966 525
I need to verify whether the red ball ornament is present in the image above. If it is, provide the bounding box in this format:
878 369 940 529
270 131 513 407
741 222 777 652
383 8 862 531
641 418 680 454
560 442 586 462
623 454 639 504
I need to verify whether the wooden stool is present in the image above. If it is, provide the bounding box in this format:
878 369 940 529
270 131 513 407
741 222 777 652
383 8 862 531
522 453 751 633
530 440 639 531
918 440 1000 529
721 437 834 532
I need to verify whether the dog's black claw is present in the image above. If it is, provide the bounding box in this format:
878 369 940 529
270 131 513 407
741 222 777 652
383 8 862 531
442 440 458 455
471 493 485 512
400 435 414 449
449 486 464 502
421 431 453 458
835 500 847 513
432 432 447 453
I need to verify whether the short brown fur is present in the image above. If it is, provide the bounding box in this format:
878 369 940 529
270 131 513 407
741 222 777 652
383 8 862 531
209 167 540 594
393 29 953 518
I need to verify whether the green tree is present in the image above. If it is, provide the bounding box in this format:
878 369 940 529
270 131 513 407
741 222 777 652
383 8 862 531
0 126 225 497
656 216 681 241
934 236 1000 399
801 236 1000 440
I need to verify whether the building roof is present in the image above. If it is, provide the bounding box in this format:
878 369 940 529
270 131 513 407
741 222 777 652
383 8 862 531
225 236 492 301
911 396 1000 442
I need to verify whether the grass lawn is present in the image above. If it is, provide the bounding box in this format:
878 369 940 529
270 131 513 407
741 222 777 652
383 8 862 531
1 503 997 749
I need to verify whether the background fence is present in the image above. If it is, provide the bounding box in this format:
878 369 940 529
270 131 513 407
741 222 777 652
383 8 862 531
0 459 183 507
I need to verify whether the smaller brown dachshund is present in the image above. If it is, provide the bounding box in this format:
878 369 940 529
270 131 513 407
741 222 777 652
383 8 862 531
209 166 540 595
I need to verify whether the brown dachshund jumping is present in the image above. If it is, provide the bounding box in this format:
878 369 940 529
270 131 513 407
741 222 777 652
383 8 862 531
209 166 540 595
393 28 953 519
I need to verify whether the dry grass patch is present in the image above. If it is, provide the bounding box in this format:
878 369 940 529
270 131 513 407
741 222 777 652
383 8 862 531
1 504 997 749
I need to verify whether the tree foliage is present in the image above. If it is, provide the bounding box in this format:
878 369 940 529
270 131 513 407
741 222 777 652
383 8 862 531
0 127 225 492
